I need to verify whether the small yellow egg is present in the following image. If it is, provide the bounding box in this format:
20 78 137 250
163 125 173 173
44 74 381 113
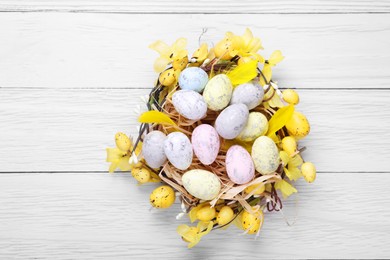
245 183 265 195
242 208 264 234
131 167 151 183
282 89 300 105
214 39 235 60
196 206 216 222
216 206 234 226
115 132 131 151
285 111 310 139
301 162 316 183
150 185 175 208
159 68 177 87
172 56 188 71
281 136 297 156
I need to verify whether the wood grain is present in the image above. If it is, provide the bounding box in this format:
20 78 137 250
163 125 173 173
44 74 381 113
0 13 390 89
1 88 389 173
1 0 390 13
0 172 389 259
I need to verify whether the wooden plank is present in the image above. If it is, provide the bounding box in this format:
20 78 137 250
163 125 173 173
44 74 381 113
0 88 389 172
1 0 390 13
0 172 389 259
0 13 389 89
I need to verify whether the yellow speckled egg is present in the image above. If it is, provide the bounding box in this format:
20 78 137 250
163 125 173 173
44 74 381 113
237 112 268 142
159 68 177 87
172 56 188 71
245 183 265 195
131 167 151 184
251 136 280 175
115 132 131 151
281 136 297 156
217 206 234 226
196 206 216 222
285 111 310 139
282 89 300 105
301 162 316 183
150 185 175 208
182 169 221 200
214 39 235 60
242 208 264 234
203 74 233 111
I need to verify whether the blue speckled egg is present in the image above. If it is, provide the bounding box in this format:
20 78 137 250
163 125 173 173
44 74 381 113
178 67 209 93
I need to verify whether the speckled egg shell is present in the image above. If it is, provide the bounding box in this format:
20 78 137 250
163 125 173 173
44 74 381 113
203 74 233 111
251 136 280 175
163 132 193 170
230 81 264 110
178 67 209 93
226 145 255 184
142 131 167 168
182 169 221 200
191 124 220 165
215 103 249 140
237 112 269 142
172 90 207 121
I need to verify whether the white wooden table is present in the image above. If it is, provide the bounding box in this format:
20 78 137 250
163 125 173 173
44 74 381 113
1 1 390 259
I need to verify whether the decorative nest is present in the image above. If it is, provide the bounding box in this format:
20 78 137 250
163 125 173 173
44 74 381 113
106 28 316 248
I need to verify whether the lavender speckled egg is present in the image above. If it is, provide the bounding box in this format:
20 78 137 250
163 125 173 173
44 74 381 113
172 90 207 121
192 124 220 165
179 67 209 93
163 132 193 170
230 81 264 110
203 74 233 111
215 103 249 140
142 131 167 168
182 169 221 200
251 136 280 175
226 145 255 184
237 112 269 142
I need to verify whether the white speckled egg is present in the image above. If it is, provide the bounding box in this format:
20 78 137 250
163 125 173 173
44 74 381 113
163 132 193 170
230 81 264 109
172 90 207 121
179 67 209 93
237 112 269 142
182 169 221 200
215 103 249 139
226 145 255 184
251 136 280 175
192 124 220 165
203 74 233 111
142 131 167 168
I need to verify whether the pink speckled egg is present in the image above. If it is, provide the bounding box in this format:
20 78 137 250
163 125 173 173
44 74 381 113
226 145 255 184
191 124 220 165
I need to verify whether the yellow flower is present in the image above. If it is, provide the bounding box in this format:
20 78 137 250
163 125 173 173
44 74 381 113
259 50 284 86
149 38 188 72
237 28 264 61
177 221 213 248
190 43 209 65
280 150 303 181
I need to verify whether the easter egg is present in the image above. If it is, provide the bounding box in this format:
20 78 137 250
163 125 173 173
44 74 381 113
150 185 175 208
301 162 316 183
285 111 310 139
142 131 167 168
191 124 220 165
132 167 151 184
178 67 209 93
163 132 193 170
251 136 280 175
217 206 234 226
242 208 264 234
115 132 131 151
196 206 216 222
203 74 233 111
230 81 264 110
236 112 268 142
215 103 249 139
182 169 221 200
226 145 255 184
172 90 207 121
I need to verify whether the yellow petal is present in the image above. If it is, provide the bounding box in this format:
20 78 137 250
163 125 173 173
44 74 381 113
138 110 177 126
177 224 191 236
268 50 284 66
275 179 297 198
149 40 171 56
118 157 132 171
266 104 295 137
280 151 290 165
268 92 285 108
153 56 171 73
259 63 272 86
172 38 187 53
289 154 303 168
108 162 118 173
106 148 124 162
285 166 302 181
226 60 258 86
198 221 213 238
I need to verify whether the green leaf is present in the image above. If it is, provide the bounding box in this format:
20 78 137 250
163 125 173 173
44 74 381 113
266 104 294 137
138 110 177 126
226 60 258 86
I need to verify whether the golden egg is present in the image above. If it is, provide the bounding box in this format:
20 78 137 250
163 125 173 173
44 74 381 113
159 68 177 87
245 183 265 195
131 167 151 183
196 206 216 222
281 136 297 156
282 89 300 105
115 132 131 151
301 162 316 183
216 206 234 226
150 185 175 208
242 208 264 234
285 111 310 139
